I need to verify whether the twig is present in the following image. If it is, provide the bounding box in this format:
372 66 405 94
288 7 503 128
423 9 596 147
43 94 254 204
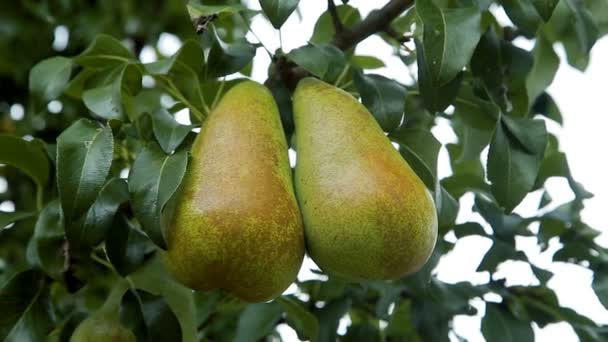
384 26 412 44
327 0 344 34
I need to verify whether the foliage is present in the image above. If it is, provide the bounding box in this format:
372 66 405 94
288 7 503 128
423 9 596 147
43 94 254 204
1 0 607 340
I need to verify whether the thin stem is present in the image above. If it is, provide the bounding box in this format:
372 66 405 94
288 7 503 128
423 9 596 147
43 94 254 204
334 64 351 88
328 0 344 34
36 186 43 211
211 78 226 110
239 13 273 58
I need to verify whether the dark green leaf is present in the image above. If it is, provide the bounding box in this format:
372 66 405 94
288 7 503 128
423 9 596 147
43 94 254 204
56 119 114 225
592 274 608 309
106 213 154 276
266 79 295 137
316 298 351 342
311 5 361 44
150 109 193 154
454 222 488 238
277 297 319 341
74 34 136 68
343 322 382 342
186 2 246 17
205 28 256 78
0 270 51 341
500 0 543 36
119 290 148 341
386 300 422 341
527 33 559 106
354 72 405 132
137 290 183 342
435 186 459 231
565 0 599 55
288 44 346 83
0 135 50 188
234 302 282 342
351 55 385 69
482 303 534 342
390 127 441 189
128 143 188 248
417 0 484 85
478 239 527 272
260 0 299 29
27 200 65 279
29 57 73 100
73 178 129 248
532 0 560 21
470 28 509 112
0 211 36 230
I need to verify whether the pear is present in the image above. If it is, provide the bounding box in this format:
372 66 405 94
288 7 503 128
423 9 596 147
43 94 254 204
164 81 304 302
70 315 135 342
293 77 437 280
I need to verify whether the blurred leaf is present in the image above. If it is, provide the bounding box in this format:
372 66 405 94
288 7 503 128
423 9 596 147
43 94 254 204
354 72 405 132
288 44 346 83
27 200 65 279
500 0 542 36
351 55 385 69
311 4 361 44
532 92 563 124
266 79 295 137
592 274 608 309
128 143 188 249
74 178 129 248
390 127 441 189
343 322 382 342
74 34 136 68
119 290 147 341
56 119 114 227
150 109 193 154
478 239 527 272
526 34 559 106
29 57 73 100
106 213 154 276
234 302 282 342
186 2 246 17
316 298 351 342
532 0 560 21
0 270 51 341
454 222 488 238
482 303 534 342
205 28 256 78
260 0 299 29
435 186 459 231
277 297 319 341
386 300 422 342
0 135 50 188
417 0 483 85
0 211 36 230
565 0 599 55
138 290 182 342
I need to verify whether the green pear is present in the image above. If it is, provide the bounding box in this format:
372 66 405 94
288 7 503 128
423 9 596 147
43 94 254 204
164 80 304 302
293 77 438 280
70 314 135 342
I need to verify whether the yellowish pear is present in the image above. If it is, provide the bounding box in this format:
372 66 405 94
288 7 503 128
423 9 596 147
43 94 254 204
164 81 304 302
293 77 437 280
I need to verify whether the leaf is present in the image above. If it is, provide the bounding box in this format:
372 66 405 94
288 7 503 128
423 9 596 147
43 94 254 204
150 109 193 154
477 239 527 272
390 127 441 189
137 290 183 342
260 0 299 29
29 56 73 100
351 55 385 69
470 28 509 112
316 298 351 342
205 28 256 78
82 63 142 121
592 274 608 309
277 297 319 341
287 44 346 83
500 0 543 36
27 200 65 279
266 79 295 136
532 0 560 21
416 0 484 85
386 300 421 341
435 186 459 231
186 2 246 18
107 213 155 276
56 119 114 226
343 322 382 342
119 290 148 341
0 135 50 188
487 117 547 212
73 178 129 248
311 4 361 44
565 0 599 55
482 303 534 342
526 33 559 106
354 72 406 132
128 143 188 249
454 222 488 238
0 270 51 341
234 302 282 342
532 92 563 124
74 34 136 68
0 211 36 230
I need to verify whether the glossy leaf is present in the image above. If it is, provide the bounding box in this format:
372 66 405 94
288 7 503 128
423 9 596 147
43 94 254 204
74 34 136 68
482 303 534 342
527 34 559 106
0 135 50 188
29 57 73 100
150 109 193 154
310 4 361 44
288 44 346 83
500 0 542 36
205 28 256 78
260 0 299 29
128 143 188 248
354 72 405 132
234 302 282 342
56 119 114 225
390 127 441 189
532 0 560 21
27 200 65 279
0 211 36 230
107 213 155 276
277 297 319 341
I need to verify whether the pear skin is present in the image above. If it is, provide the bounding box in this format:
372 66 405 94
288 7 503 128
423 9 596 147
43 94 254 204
164 81 304 302
293 77 438 280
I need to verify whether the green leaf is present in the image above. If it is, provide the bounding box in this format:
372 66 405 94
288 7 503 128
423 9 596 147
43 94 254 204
526 33 559 106
470 28 509 112
565 0 599 55
266 79 295 137
311 5 361 44
487 117 547 212
29 56 73 100
390 127 441 189
0 211 36 230
56 119 114 226
0 135 50 188
72 178 129 248
74 34 136 68
386 300 422 341
27 200 65 279
416 0 484 85
592 274 608 309
316 298 351 342
287 44 346 83
532 93 563 125
354 72 405 132
477 239 527 272
137 290 183 342
351 55 385 69
107 213 155 276
435 186 459 231
482 303 534 342
343 322 382 342
500 0 543 36
454 222 488 238
82 63 142 121
119 290 148 341
150 109 193 154
260 0 299 29
234 302 282 342
0 270 51 341
128 143 188 248
277 297 319 341
532 0 560 21
205 28 256 78
186 2 245 17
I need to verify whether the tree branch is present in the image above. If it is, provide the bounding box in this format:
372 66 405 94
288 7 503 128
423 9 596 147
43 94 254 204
327 0 344 34
332 0 415 50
